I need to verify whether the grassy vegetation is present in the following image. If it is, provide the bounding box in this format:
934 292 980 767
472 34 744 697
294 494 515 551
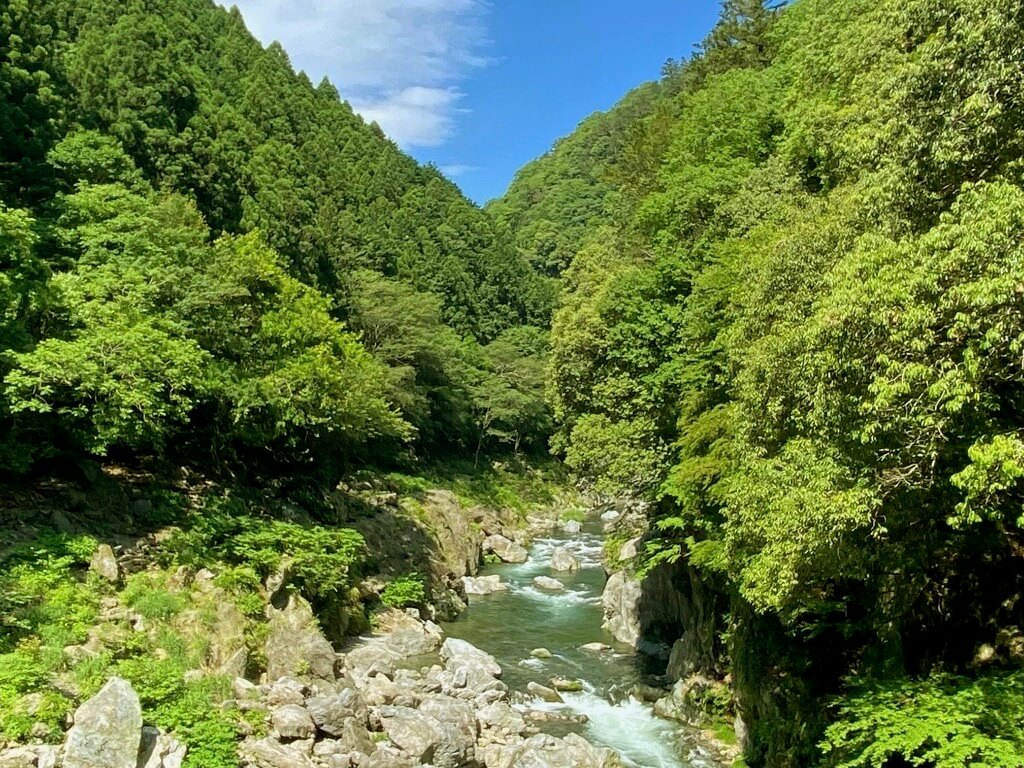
0 521 246 765
380 574 426 609
379 456 576 517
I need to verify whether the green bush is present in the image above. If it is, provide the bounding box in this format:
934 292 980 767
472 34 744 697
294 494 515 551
173 497 365 599
380 574 426 609
153 678 239 768
821 670 1024 767
115 657 186 708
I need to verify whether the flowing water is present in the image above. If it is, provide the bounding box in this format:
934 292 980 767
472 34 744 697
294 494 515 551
441 520 716 768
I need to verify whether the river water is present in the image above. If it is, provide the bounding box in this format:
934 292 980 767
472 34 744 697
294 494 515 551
441 520 715 768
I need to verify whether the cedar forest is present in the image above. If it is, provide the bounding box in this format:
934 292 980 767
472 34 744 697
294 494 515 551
2 0 1023 766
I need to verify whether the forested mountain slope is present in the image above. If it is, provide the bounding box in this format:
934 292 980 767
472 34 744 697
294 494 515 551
1 0 554 472
497 0 1024 765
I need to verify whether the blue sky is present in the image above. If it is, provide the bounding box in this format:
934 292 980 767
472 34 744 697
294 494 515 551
226 1 724 204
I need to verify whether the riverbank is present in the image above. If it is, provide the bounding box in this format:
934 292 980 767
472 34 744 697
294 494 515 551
0 457 582 767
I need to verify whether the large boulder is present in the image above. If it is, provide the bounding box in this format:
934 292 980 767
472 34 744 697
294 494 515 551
424 490 484 577
476 702 527 744
266 594 337 682
378 705 474 768
240 737 316 768
306 687 369 737
440 638 503 694
272 704 316 740
384 620 445 658
63 677 142 768
532 576 564 591
418 695 477 753
0 748 39 768
549 547 580 573
482 733 621 768
601 571 642 647
482 535 528 564
461 575 509 596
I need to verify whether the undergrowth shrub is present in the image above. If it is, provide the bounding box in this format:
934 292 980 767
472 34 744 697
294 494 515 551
821 669 1024 767
380 573 425 608
173 496 365 599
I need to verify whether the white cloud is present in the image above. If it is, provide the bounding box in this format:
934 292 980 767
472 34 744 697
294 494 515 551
224 0 490 148
438 163 481 178
354 86 464 148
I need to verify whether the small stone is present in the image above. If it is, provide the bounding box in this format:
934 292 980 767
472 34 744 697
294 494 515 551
233 677 260 700
579 642 611 653
530 648 552 659
562 520 582 535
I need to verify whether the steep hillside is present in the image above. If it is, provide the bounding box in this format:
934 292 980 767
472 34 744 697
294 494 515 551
499 0 1024 765
0 0 555 470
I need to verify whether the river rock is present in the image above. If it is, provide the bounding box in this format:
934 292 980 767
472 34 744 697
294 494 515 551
384 620 445 657
601 571 642 647
378 705 474 767
482 534 528 564
481 732 619 768
523 710 589 725
419 695 478 759
530 648 553 659
240 737 316 768
526 681 563 703
272 704 316 740
579 642 612 653
476 702 527 742
266 594 337 682
63 677 142 768
36 747 60 768
600 510 621 524
549 547 580 572
549 677 583 692
440 638 503 683
562 520 582 535
306 688 368 736
532 576 564 591
0 748 38 768
138 726 187 768
88 544 120 584
462 575 510 595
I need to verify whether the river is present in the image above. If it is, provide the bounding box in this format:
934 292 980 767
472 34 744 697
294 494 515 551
441 519 717 768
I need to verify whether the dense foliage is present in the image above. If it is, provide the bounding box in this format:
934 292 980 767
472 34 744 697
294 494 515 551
0 0 554 474
500 0 1024 764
